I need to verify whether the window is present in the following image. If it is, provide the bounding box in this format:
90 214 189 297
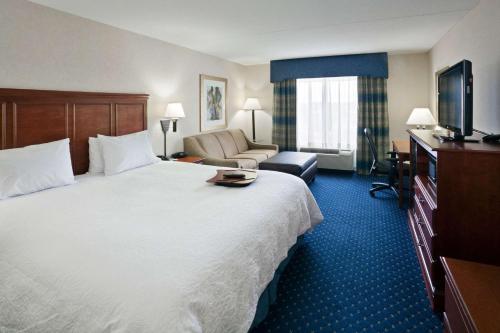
296 77 358 151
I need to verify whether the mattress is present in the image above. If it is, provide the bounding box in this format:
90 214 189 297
0 162 323 333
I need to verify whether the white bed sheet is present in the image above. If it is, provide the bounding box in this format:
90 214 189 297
0 162 323 333
75 172 103 182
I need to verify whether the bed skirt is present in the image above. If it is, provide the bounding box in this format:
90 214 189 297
250 235 304 329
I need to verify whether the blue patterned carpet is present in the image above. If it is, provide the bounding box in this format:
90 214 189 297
252 171 442 333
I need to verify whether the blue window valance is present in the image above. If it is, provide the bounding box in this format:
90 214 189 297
270 52 388 83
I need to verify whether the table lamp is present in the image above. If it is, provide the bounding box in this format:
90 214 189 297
406 108 436 129
160 102 185 160
243 98 262 142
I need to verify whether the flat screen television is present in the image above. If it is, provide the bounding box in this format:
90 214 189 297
438 60 473 139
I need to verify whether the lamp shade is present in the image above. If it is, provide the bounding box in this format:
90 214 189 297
243 98 262 111
406 108 436 126
164 103 185 119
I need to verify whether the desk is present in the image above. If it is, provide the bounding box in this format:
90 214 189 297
392 140 410 207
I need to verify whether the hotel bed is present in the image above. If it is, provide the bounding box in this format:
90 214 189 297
0 89 323 332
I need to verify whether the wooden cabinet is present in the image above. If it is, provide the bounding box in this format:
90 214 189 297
407 130 500 312
441 257 500 333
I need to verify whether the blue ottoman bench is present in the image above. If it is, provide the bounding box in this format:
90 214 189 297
259 151 317 184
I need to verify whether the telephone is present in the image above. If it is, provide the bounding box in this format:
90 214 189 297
171 151 188 159
483 134 500 143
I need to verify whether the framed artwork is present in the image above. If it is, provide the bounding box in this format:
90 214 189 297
199 74 227 132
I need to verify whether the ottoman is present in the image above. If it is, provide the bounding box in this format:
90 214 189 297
259 152 317 184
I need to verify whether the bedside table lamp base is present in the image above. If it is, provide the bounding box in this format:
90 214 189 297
160 102 185 160
160 119 171 160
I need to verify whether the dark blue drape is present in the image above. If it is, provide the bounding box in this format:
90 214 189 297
270 53 388 82
272 79 297 151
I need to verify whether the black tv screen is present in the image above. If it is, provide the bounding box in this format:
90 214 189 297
438 60 473 137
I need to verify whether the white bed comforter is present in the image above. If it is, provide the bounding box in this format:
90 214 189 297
0 162 323 333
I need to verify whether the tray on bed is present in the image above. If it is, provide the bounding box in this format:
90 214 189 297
206 169 257 187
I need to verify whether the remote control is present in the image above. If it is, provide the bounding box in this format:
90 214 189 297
223 173 246 179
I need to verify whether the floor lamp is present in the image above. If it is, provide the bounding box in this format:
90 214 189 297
243 98 262 142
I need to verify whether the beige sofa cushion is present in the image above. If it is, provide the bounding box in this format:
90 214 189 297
226 158 257 169
244 149 277 159
196 134 225 159
213 131 239 158
184 129 278 169
231 153 269 164
228 129 249 153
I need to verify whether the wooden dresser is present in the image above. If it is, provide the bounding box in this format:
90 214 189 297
441 257 500 333
407 130 500 312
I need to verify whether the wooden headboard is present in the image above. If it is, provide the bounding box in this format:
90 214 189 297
0 88 148 175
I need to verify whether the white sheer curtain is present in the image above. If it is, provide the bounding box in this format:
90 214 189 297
296 77 358 150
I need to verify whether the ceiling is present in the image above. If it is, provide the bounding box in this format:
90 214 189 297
29 0 479 65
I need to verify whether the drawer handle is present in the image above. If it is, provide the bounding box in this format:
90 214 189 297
417 241 424 247
414 214 424 225
418 196 425 203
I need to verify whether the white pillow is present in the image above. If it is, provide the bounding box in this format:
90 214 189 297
88 137 104 174
98 131 159 176
0 138 75 200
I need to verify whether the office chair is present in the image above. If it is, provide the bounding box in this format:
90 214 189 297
363 128 399 197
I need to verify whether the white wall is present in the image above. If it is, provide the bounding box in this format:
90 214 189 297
387 53 430 140
241 54 431 143
430 0 500 133
243 65 273 144
0 0 247 156
0 0 439 152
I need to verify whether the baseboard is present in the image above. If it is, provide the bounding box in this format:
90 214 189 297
317 168 355 175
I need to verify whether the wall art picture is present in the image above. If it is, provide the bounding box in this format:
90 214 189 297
199 74 227 132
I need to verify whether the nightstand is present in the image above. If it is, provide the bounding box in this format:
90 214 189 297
174 156 204 164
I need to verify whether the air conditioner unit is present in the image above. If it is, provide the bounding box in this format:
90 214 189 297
299 147 355 171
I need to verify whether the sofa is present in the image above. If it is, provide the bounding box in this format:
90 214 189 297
183 129 278 169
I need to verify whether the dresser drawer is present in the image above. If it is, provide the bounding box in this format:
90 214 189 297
408 210 438 308
416 222 442 288
412 203 442 288
413 196 437 258
414 176 436 228
444 276 471 333
443 312 452 333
